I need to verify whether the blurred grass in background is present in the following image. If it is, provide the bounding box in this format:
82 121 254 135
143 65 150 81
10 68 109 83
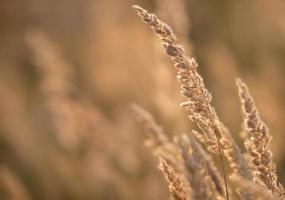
0 0 285 199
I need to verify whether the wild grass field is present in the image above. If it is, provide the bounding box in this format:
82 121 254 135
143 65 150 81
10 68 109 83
0 0 285 199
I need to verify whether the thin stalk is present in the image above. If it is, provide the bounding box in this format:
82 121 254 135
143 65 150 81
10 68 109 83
218 144 229 200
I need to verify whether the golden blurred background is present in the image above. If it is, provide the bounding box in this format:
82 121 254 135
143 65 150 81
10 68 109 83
0 0 285 199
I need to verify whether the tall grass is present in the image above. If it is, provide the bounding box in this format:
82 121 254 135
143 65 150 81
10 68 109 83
0 1 284 200
132 5 285 200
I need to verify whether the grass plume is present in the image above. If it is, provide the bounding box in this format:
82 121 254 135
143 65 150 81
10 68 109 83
132 4 284 200
237 78 285 197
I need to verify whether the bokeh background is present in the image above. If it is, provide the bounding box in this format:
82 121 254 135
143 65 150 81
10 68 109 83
0 0 285 199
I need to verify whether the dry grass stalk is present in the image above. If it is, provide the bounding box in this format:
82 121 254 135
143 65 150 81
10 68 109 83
131 104 169 149
218 123 255 199
132 102 225 199
132 104 227 199
132 5 285 200
131 104 178 164
159 157 190 200
178 133 225 198
133 5 220 153
176 134 220 200
237 78 285 197
219 123 252 179
132 8 248 179
132 104 226 199
132 6 257 199
131 104 190 199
